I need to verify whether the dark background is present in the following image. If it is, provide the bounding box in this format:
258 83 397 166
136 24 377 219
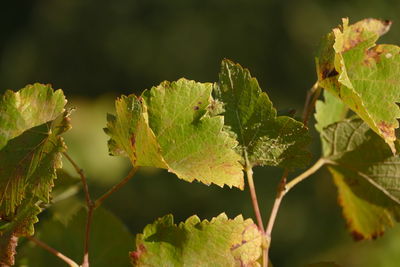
2 1 400 266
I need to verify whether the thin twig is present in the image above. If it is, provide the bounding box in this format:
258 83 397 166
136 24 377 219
63 152 92 206
27 236 79 267
82 206 94 267
63 152 93 267
94 166 139 208
245 165 265 233
63 153 140 267
266 81 321 238
263 169 288 263
283 158 326 196
302 82 321 126
262 82 323 265
243 152 266 266
264 159 325 262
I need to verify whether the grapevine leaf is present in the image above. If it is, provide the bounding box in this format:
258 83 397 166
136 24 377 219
131 213 263 267
0 108 70 216
0 84 70 264
322 119 400 239
105 95 168 169
106 79 244 189
214 59 310 169
314 90 348 134
316 18 400 152
0 83 66 150
17 207 133 267
314 89 348 154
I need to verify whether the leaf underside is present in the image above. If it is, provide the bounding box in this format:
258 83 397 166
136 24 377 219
322 119 400 239
316 18 400 153
0 84 70 265
105 78 244 189
131 213 263 267
214 59 310 169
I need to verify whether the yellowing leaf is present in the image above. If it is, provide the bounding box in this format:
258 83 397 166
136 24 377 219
131 213 263 267
316 18 400 152
0 83 66 150
322 119 400 239
106 79 244 189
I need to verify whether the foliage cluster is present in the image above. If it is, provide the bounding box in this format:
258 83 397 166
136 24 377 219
1 18 400 267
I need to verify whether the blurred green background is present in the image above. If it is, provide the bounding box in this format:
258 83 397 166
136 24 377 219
2 0 400 266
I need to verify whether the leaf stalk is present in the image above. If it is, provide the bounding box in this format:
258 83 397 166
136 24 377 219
94 166 139 208
264 158 326 263
63 152 93 267
243 152 268 266
283 158 326 196
63 152 140 267
27 236 79 267
302 82 321 126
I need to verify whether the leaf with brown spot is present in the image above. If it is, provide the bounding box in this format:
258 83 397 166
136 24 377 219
316 18 400 153
321 118 400 239
131 213 263 267
105 79 244 189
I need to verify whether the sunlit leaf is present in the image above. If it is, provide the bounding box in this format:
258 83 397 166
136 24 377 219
316 18 400 152
105 79 244 189
214 59 310 169
314 90 348 134
0 83 66 150
322 119 400 239
0 84 70 265
131 213 263 267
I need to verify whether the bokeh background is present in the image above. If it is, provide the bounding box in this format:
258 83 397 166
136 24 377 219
2 1 400 266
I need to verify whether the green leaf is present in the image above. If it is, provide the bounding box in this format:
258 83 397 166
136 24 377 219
321 118 400 239
214 59 310 169
314 90 348 134
131 213 263 267
314 89 348 155
0 109 70 216
0 84 70 264
17 207 134 267
0 83 66 150
105 78 244 189
316 18 400 152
